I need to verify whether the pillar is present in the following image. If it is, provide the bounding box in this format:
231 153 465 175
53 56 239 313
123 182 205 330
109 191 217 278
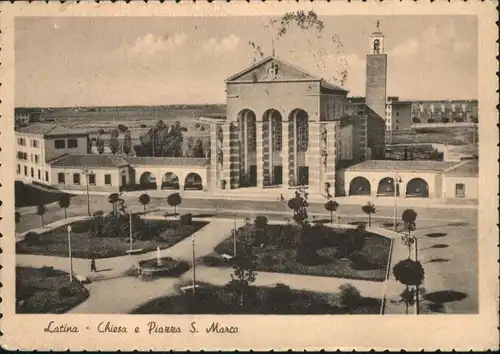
308 121 322 194
268 116 274 184
325 122 336 195
209 123 219 190
256 120 264 188
222 122 240 189
281 120 290 188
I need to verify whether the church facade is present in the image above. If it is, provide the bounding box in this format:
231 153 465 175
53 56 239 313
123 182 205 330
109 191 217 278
203 25 387 197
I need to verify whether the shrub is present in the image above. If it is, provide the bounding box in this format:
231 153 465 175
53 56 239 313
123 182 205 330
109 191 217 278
338 283 362 309
254 215 268 230
393 259 425 286
24 232 40 246
265 284 294 312
180 213 193 226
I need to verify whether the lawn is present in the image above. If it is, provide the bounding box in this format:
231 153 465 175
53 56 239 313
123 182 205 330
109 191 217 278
131 284 381 314
17 218 208 259
213 224 391 282
16 266 89 314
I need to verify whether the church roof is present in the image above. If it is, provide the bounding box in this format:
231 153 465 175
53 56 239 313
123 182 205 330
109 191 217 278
346 160 458 173
225 56 348 93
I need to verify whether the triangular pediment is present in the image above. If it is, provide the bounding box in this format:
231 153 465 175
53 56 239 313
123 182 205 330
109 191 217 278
226 57 321 83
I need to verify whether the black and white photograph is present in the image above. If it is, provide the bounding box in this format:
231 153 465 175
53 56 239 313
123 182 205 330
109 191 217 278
1 2 497 351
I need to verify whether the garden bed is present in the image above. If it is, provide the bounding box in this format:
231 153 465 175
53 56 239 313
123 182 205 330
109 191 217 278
213 224 391 282
131 284 381 314
16 266 89 314
16 218 208 259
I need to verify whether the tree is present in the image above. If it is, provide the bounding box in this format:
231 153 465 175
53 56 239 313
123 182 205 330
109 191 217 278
15 211 21 224
139 193 150 214
361 201 376 226
123 130 132 156
226 244 257 308
167 192 182 216
96 135 105 154
109 135 120 155
338 283 362 311
253 215 269 246
58 193 71 220
401 209 417 258
108 193 120 215
36 204 47 227
287 189 309 225
393 258 425 315
324 200 339 224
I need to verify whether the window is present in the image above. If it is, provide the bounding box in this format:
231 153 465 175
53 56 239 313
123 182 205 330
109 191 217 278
45 171 49 182
18 137 26 146
17 164 20 174
73 173 81 185
88 173 96 185
68 139 78 148
455 183 465 198
396 112 400 116
24 166 27 176
31 139 38 148
37 169 41 180
35 155 39 164
30 168 34 178
58 172 65 184
54 139 66 149
104 174 112 185
30 154 34 163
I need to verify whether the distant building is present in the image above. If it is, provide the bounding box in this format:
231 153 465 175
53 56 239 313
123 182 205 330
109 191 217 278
15 125 90 184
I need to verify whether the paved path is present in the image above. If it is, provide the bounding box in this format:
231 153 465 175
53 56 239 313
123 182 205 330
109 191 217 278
187 265 384 299
16 210 473 314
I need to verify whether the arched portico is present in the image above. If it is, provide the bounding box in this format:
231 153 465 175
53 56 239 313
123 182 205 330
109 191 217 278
406 178 429 198
377 177 400 196
349 176 371 196
161 172 180 190
139 172 157 190
184 172 203 190
288 109 309 186
237 109 257 187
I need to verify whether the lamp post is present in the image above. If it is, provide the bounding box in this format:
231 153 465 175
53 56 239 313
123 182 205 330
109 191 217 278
129 207 133 253
67 225 73 282
393 174 402 231
192 229 196 296
233 213 238 258
81 165 91 216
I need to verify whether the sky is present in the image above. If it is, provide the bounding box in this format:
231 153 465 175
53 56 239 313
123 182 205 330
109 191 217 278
15 15 477 107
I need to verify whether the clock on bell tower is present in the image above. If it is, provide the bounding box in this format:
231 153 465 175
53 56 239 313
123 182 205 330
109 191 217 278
365 20 388 120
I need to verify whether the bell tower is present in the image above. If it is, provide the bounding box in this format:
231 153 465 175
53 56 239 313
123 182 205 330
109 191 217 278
365 20 387 120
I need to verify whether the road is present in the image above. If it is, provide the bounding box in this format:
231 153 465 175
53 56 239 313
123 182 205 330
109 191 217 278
16 194 477 234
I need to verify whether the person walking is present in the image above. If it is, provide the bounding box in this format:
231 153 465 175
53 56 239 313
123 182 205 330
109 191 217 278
90 258 97 273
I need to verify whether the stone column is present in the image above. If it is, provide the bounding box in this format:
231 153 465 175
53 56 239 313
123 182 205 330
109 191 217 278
256 120 264 188
209 123 219 190
268 116 274 184
262 119 270 186
325 122 337 196
308 121 322 195
222 122 239 189
281 120 290 188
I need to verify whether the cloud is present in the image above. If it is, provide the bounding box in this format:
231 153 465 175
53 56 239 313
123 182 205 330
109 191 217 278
203 34 240 54
390 38 419 57
128 32 187 56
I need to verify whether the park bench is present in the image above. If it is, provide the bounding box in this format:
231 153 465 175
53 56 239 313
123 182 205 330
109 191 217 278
220 254 233 262
180 284 200 293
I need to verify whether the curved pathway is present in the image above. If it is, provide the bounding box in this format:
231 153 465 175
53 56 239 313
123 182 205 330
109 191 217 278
16 215 411 314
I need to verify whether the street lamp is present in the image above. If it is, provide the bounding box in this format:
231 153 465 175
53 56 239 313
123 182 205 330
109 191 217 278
129 207 133 253
67 225 73 282
233 213 238 258
81 165 92 216
393 174 402 231
192 228 196 296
